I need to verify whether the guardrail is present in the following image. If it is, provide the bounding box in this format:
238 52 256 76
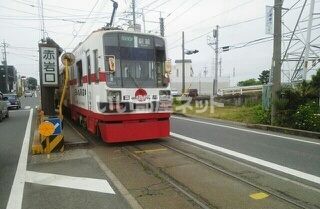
217 85 263 96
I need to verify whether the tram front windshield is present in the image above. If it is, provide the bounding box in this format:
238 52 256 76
104 32 167 88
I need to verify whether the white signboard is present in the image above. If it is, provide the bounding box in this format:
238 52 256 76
265 6 274 35
40 47 58 86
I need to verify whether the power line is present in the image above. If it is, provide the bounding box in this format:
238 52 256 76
12 0 110 14
144 0 170 14
65 0 101 49
140 0 158 9
168 22 320 52
165 0 205 26
165 0 192 19
166 0 257 37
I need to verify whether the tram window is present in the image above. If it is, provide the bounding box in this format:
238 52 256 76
93 50 99 83
86 51 91 84
76 60 83 86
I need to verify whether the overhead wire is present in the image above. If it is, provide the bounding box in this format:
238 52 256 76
165 0 257 36
165 0 205 26
65 0 101 49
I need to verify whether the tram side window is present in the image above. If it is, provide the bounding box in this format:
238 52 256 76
76 60 83 86
93 49 99 83
155 37 166 87
86 51 91 84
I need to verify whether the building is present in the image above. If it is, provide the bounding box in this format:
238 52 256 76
170 59 230 95
0 65 17 93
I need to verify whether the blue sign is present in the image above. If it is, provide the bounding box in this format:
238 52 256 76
45 117 62 135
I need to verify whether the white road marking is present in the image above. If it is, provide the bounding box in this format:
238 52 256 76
24 106 31 110
171 132 320 185
25 171 115 194
6 108 116 209
171 116 320 146
10 109 30 112
6 109 33 209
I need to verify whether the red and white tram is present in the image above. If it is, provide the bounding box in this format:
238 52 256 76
66 29 172 143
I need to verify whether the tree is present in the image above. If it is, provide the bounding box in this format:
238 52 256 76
258 70 270 84
310 68 320 90
237 78 261 86
27 77 37 90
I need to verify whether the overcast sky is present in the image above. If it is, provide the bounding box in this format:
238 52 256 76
0 0 319 85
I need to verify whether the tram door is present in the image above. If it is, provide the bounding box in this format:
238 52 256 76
86 51 92 111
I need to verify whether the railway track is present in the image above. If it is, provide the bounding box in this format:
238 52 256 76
123 138 318 209
66 121 318 209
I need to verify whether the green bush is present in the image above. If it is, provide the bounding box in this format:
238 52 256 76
252 105 270 124
294 102 320 132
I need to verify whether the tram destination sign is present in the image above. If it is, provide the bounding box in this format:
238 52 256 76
40 46 59 87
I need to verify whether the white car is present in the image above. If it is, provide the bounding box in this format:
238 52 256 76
24 91 33 97
171 90 180 97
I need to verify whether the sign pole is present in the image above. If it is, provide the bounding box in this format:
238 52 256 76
38 38 61 115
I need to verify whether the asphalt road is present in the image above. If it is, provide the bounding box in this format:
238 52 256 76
0 94 39 209
170 116 320 184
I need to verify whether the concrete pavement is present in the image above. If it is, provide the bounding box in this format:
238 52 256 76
1 95 137 209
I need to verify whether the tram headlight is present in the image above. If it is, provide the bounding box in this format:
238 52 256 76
107 90 121 102
159 90 171 101
165 60 172 74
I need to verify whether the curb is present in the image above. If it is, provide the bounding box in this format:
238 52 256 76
246 124 320 139
172 112 320 140
64 141 90 149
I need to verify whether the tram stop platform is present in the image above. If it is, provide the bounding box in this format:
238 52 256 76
25 149 135 209
63 119 89 148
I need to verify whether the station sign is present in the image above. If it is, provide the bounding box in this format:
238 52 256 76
40 46 59 87
265 6 274 35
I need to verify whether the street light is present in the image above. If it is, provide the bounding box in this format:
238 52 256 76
185 50 199 55
182 48 199 94
182 31 199 94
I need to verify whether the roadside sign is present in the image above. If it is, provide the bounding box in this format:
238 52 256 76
39 121 55 137
38 117 62 136
46 117 62 135
40 46 59 87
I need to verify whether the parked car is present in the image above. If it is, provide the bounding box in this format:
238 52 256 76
188 89 198 98
3 93 21 109
171 89 180 97
24 91 33 97
0 92 9 122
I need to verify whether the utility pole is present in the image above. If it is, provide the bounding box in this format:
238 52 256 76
141 9 146 32
160 17 164 37
302 0 315 80
1 40 9 93
132 0 136 29
182 31 185 94
219 58 222 77
214 25 219 96
271 0 283 125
